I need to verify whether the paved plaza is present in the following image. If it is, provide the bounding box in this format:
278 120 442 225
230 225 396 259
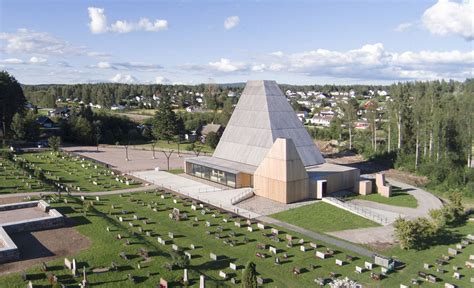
62 146 191 173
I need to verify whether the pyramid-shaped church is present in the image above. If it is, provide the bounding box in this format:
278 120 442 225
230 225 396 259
185 80 359 203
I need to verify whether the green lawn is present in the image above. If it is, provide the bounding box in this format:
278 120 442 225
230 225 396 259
345 187 418 208
270 202 380 233
0 156 53 194
17 152 140 192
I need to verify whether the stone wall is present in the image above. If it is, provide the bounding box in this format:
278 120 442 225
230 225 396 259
0 201 65 264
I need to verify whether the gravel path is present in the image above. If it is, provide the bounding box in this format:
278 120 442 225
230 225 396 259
329 177 443 245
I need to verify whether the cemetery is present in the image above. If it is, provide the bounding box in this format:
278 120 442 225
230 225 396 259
0 190 472 287
0 155 53 193
5 151 140 193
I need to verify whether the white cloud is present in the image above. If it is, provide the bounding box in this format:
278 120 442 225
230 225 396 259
394 22 414 32
110 73 138 83
270 51 284 57
264 43 473 80
209 58 247 72
87 51 111 58
88 7 168 34
422 0 474 40
155 76 171 84
224 16 240 30
96 61 111 69
0 58 24 64
88 7 108 34
0 28 85 55
91 61 163 71
29 56 47 64
251 64 266 72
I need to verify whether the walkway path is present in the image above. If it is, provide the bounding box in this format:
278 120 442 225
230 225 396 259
0 185 158 199
130 170 261 218
348 177 443 220
328 177 443 244
257 216 375 258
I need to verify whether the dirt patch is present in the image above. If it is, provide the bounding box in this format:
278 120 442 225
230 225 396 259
384 169 429 187
0 226 91 276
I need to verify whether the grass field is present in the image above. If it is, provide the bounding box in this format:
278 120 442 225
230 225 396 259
270 202 380 233
345 187 418 208
17 152 139 192
0 156 53 194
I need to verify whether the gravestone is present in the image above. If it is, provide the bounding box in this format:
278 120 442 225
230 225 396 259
210 253 218 261
200 275 205 288
269 246 277 254
235 222 241 228
219 271 227 279
316 251 326 259
286 234 293 241
448 248 458 256
168 232 174 239
365 262 373 270
300 246 306 252
185 252 192 260
257 223 265 230
172 244 179 251
247 226 253 232
355 266 363 273
230 263 237 270
424 263 430 269
190 244 195 250
336 259 343 266
310 242 318 249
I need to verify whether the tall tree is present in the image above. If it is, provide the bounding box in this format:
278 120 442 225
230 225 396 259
153 94 177 143
0 71 26 142
242 261 257 288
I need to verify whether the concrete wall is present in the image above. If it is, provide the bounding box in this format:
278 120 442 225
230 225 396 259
0 201 65 264
309 168 360 196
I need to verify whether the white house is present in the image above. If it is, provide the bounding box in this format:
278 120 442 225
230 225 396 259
309 115 333 127
111 104 125 111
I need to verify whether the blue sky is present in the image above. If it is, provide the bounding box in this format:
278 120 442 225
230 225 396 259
1 0 472 85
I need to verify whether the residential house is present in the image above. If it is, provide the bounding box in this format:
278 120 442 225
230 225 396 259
36 116 55 128
48 107 70 118
295 111 308 122
309 115 334 127
198 123 224 143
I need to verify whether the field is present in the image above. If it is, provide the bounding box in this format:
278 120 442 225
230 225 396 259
16 152 140 192
345 187 418 208
270 202 381 233
0 156 53 194
0 192 397 287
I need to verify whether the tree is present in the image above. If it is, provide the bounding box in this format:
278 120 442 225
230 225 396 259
153 94 177 143
48 136 61 152
206 131 219 149
341 98 358 150
242 261 257 288
24 110 40 142
0 71 26 142
393 217 438 250
11 113 25 140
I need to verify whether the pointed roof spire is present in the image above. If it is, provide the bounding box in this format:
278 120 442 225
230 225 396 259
213 80 325 167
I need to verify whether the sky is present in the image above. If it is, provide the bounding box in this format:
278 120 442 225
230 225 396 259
0 0 472 85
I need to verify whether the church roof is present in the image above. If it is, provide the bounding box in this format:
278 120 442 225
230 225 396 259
212 80 325 167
